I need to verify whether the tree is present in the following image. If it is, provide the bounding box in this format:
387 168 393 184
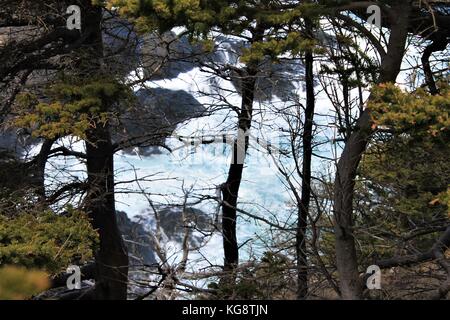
328 0 449 299
2 0 130 299
295 15 316 299
358 83 450 298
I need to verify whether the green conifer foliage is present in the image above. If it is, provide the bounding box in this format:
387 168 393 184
13 77 131 141
357 83 450 254
107 0 323 62
0 206 98 274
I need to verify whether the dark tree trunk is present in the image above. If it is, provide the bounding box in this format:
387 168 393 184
81 2 128 300
85 125 128 300
222 68 257 272
297 25 315 299
33 138 55 199
333 2 411 300
421 33 448 95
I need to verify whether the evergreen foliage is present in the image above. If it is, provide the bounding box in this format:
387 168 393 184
0 206 98 274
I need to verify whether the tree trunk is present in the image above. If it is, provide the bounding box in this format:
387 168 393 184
81 2 129 300
333 2 411 300
85 125 128 300
222 68 257 273
421 33 448 95
33 138 55 199
297 26 315 299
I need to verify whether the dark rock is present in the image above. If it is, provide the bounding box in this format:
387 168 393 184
116 206 215 266
157 206 214 245
141 32 200 81
115 88 206 156
116 210 157 266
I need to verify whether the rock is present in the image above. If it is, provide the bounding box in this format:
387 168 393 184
116 211 157 266
157 206 214 246
117 206 215 265
115 88 205 156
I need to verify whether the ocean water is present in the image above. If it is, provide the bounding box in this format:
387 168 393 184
113 62 341 270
